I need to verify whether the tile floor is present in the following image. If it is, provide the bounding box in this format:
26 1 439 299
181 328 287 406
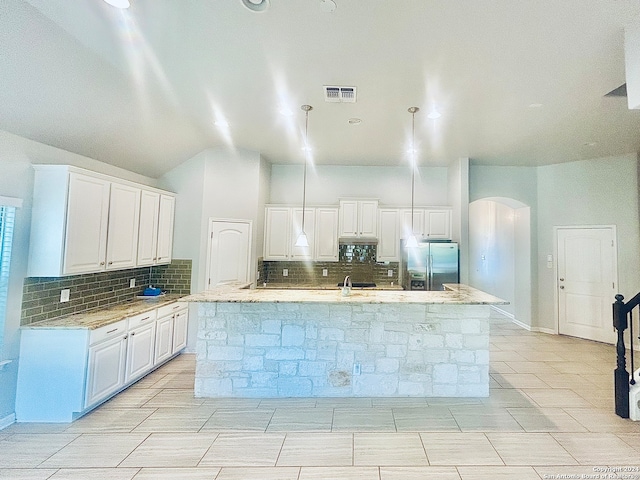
1 311 639 479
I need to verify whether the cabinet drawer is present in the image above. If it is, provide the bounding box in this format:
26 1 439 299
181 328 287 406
157 301 186 318
90 319 128 346
128 310 157 329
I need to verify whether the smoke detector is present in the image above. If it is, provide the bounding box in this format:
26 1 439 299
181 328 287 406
324 85 357 103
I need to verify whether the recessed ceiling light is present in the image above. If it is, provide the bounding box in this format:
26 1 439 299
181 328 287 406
320 0 337 12
103 0 130 8
584 141 598 147
528 103 543 108
348 118 362 125
214 120 230 128
427 110 441 120
241 0 269 12
279 107 294 117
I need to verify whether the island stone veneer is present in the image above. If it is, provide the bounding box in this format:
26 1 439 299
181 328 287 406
184 285 506 398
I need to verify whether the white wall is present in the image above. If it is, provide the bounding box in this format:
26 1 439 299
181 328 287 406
0 129 158 425
536 153 640 331
269 165 449 206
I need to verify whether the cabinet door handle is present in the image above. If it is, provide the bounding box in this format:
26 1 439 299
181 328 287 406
141 316 151 321
108 261 113 265
124 334 128 339
106 328 118 334
100 261 105 266
130 332 135 336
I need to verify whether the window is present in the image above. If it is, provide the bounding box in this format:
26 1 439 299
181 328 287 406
0 205 17 355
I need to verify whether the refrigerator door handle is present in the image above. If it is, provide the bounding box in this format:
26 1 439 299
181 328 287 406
428 254 433 290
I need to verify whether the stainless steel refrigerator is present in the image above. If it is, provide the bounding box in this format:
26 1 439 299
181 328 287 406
400 240 459 290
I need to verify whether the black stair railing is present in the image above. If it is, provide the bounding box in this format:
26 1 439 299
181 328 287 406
613 293 639 418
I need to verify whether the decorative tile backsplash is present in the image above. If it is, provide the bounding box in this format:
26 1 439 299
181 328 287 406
263 244 399 287
21 259 192 326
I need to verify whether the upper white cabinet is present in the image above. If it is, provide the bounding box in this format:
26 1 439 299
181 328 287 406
105 183 141 270
62 173 111 275
339 200 378 238
315 207 339 262
263 206 315 261
400 208 452 240
156 194 175 264
28 165 175 277
377 208 400 262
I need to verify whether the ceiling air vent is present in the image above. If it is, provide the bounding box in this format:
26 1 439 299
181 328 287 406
324 85 357 103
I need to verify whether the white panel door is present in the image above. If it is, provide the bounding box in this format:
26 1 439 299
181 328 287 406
208 220 251 287
425 209 451 239
358 200 378 237
137 190 160 266
156 195 175 264
557 227 617 344
85 336 127 408
105 183 141 270
63 173 110 274
290 208 315 260
339 200 359 237
315 208 339 262
125 322 156 383
377 209 400 261
264 208 290 260
154 315 174 365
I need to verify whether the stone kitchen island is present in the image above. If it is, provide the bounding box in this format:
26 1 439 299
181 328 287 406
183 284 506 398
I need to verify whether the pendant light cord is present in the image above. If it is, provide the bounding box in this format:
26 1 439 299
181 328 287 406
411 109 416 233
300 105 312 235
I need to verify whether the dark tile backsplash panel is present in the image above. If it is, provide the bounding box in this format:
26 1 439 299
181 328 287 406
263 244 399 287
21 259 192 326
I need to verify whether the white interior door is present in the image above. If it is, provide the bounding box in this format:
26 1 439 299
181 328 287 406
207 220 251 288
557 227 617 344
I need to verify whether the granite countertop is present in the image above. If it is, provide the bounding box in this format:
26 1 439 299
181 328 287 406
23 294 186 330
256 283 404 291
182 283 507 305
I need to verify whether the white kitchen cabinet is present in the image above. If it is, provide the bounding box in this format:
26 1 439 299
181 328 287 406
172 306 189 354
137 191 175 266
124 311 157 383
63 172 111 275
85 333 128 408
400 208 452 240
154 313 174 365
28 165 176 276
156 194 175 264
264 207 291 261
425 209 452 239
315 207 339 262
105 182 141 270
16 301 186 422
136 190 160 266
264 206 315 261
290 208 315 260
400 209 425 240
377 209 400 262
339 200 378 238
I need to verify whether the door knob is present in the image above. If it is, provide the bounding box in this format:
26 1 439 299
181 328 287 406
559 278 564 281
560 285 565 289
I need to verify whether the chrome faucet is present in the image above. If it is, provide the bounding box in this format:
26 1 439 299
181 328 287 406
342 275 352 296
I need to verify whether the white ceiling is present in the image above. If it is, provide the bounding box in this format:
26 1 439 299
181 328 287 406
1 0 640 178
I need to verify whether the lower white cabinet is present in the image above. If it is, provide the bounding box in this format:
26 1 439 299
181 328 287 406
85 335 127 408
16 301 188 423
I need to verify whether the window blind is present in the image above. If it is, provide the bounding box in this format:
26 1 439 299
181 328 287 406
0 205 16 354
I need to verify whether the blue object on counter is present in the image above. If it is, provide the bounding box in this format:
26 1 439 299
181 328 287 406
143 287 162 296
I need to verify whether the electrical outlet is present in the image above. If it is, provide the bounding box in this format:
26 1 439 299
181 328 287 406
283 269 288 277
353 363 361 376
387 269 393 277
129 278 136 288
322 268 328 277
60 289 70 303
257 270 260 279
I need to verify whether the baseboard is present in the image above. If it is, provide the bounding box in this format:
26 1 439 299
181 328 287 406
491 306 514 319
0 413 15 430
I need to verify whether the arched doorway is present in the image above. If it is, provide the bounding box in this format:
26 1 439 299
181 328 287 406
469 197 532 328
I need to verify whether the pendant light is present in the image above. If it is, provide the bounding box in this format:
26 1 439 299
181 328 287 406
406 106 420 249
294 105 313 248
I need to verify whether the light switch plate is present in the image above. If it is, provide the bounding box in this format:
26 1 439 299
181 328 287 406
129 278 136 288
283 269 288 277
60 289 70 303
387 269 393 277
